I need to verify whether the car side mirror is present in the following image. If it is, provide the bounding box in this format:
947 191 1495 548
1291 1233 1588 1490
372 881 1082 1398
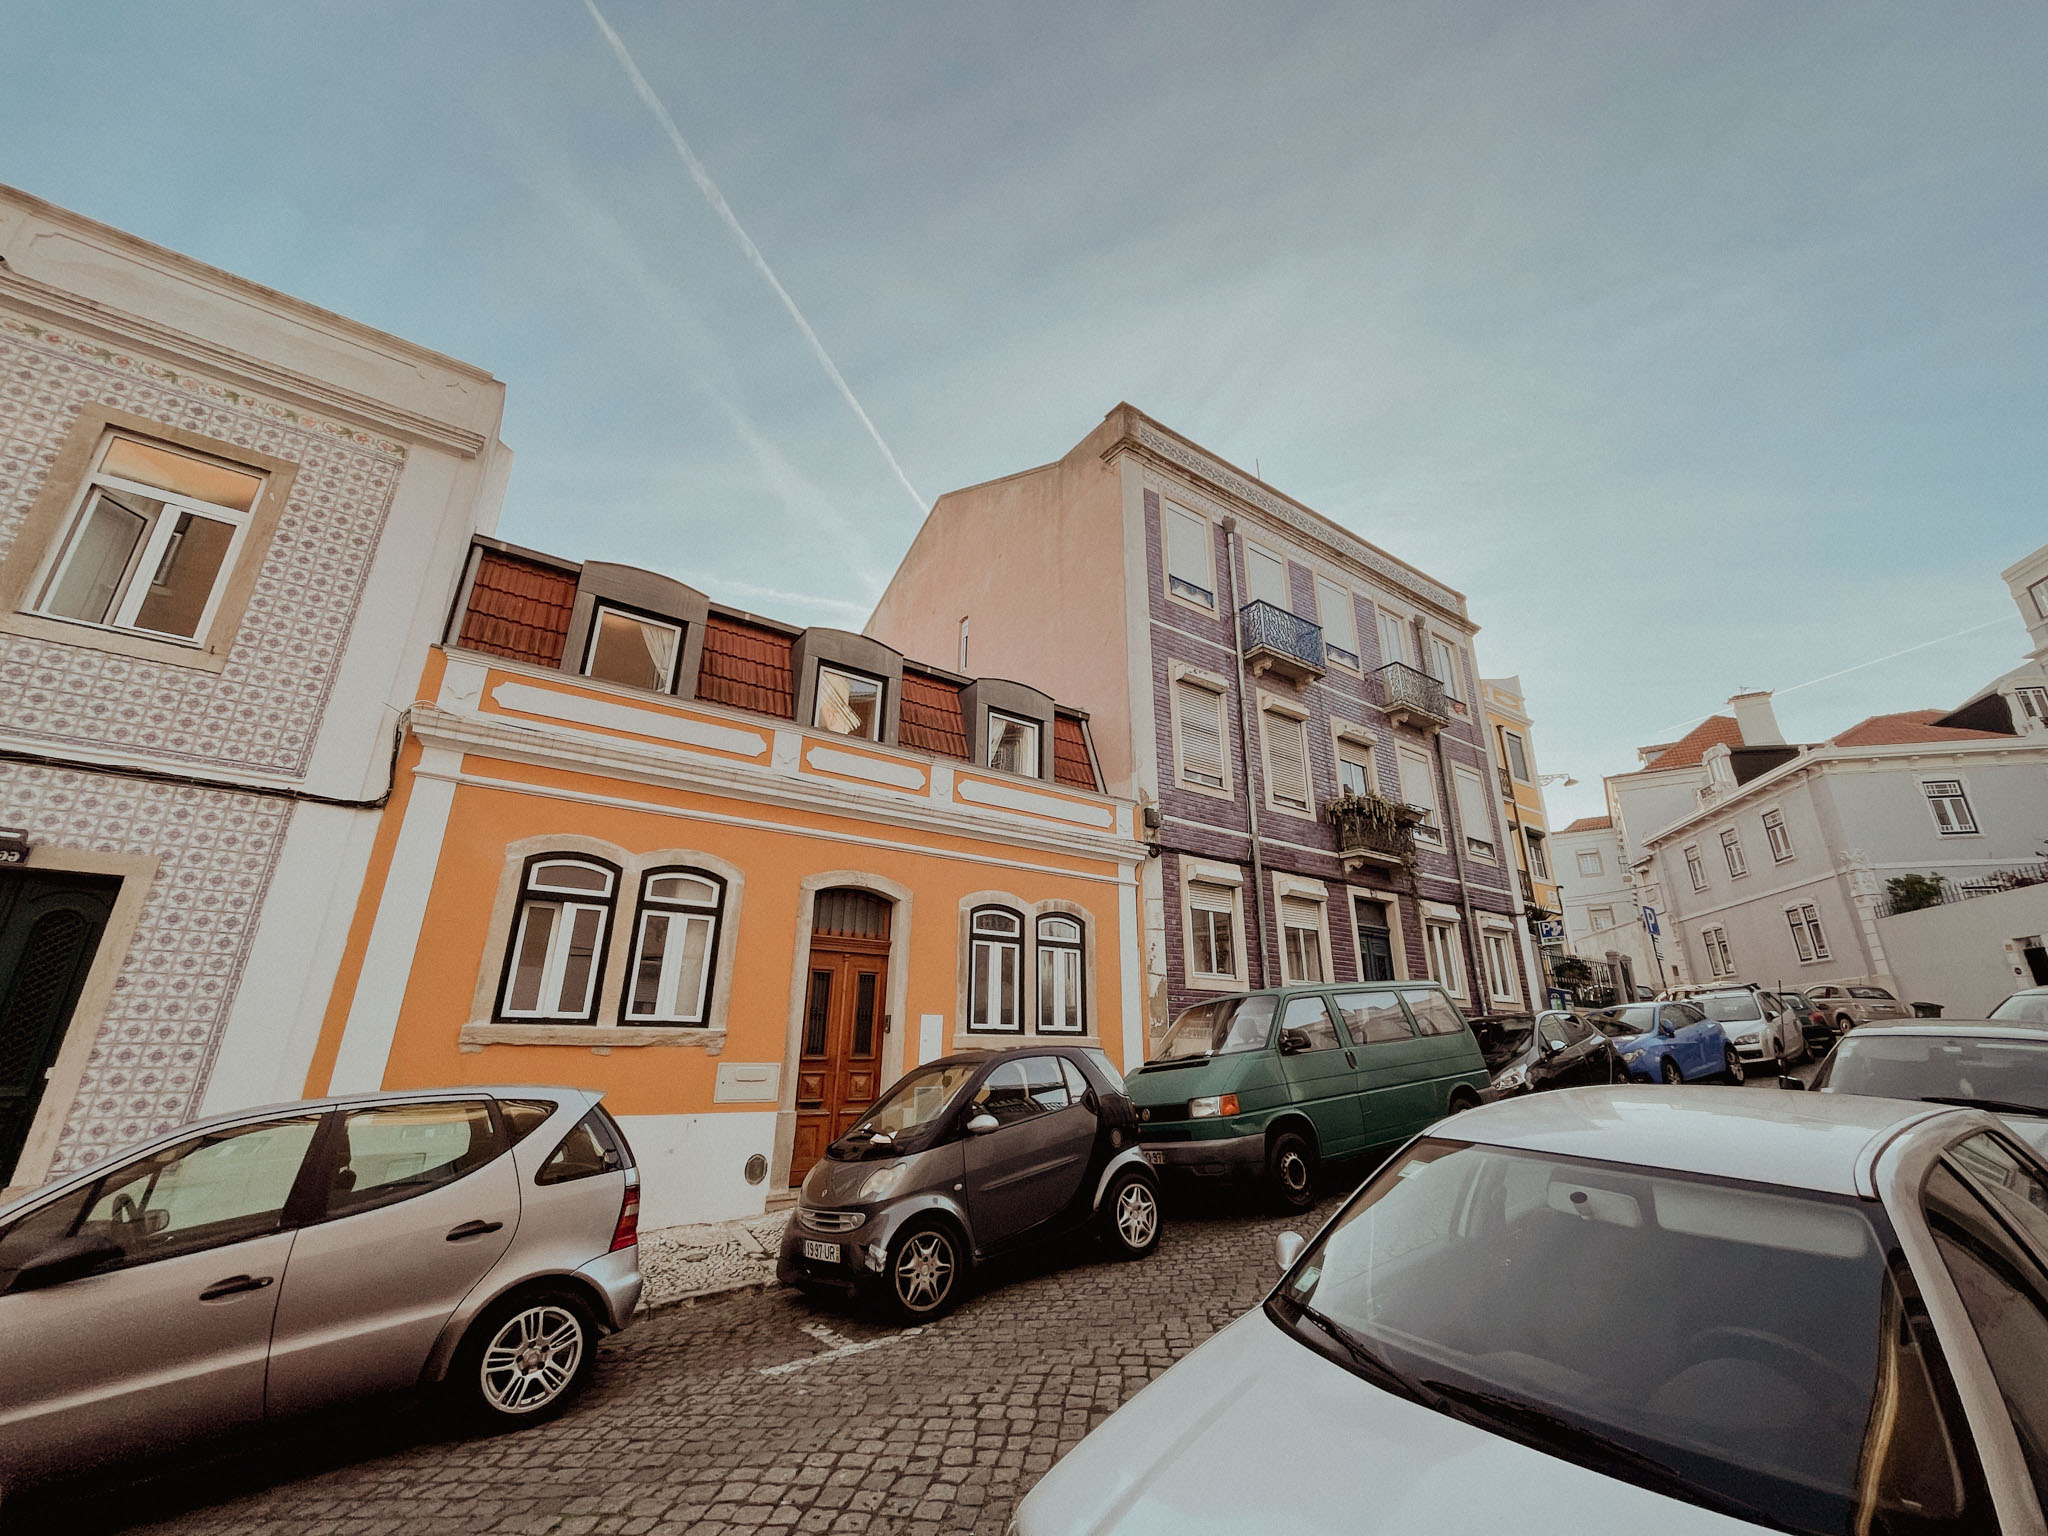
1278 1028 1312 1056
1658 1022 1676 1037
1778 1075 1807 1091
1544 1037 1568 1054
1275 1231 1305 1274
966 1112 1000 1135
8 1232 121 1293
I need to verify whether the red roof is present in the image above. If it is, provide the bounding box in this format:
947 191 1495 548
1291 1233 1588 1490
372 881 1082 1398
1561 815 1612 833
1052 715 1095 790
1830 710 2009 749
457 549 575 666
898 672 969 759
695 616 794 718
1644 716 1744 769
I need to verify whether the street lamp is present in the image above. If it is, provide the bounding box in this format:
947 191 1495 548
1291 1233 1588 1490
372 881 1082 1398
1536 773 1577 787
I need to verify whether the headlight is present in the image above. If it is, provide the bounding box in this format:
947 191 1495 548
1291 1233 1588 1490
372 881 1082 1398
1495 1064 1528 1092
1621 1049 1644 1063
1734 1031 1760 1045
1188 1093 1241 1118
858 1163 908 1202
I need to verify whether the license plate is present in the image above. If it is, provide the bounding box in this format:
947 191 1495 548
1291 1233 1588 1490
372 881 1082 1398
801 1240 841 1264
1142 1149 1165 1167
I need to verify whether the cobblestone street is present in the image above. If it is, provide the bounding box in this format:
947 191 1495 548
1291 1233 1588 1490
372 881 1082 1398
12 1189 1341 1536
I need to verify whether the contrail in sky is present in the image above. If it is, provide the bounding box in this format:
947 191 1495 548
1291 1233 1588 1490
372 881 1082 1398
582 0 928 518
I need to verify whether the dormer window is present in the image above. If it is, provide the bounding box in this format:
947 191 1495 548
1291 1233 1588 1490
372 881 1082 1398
988 711 1041 778
1703 744 1735 786
815 664 883 740
583 606 681 692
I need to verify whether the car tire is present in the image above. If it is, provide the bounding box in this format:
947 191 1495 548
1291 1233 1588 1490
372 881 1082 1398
1445 1088 1481 1115
452 1286 598 1430
1267 1130 1317 1213
1659 1057 1684 1086
1100 1169 1161 1260
1723 1047 1745 1085
882 1219 963 1324
1836 1015 1855 1034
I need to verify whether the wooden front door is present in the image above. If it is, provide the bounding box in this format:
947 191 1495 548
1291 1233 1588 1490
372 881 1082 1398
791 889 893 1185
0 871 119 1187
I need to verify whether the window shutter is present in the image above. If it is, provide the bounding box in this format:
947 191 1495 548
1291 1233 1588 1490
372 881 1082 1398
1281 895 1320 931
1265 709 1310 810
1176 680 1225 786
1190 882 1234 913
1247 545 1290 610
1454 770 1494 845
1166 508 1211 596
1398 749 1436 818
1316 578 1357 656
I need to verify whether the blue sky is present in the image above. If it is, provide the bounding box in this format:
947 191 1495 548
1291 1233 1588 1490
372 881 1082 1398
6 2 2041 823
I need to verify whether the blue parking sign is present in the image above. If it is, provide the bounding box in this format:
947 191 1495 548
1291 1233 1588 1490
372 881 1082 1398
1642 906 1660 936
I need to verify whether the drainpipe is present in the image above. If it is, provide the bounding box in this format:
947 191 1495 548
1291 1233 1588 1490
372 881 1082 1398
1417 620 1488 1005
1220 516 1271 987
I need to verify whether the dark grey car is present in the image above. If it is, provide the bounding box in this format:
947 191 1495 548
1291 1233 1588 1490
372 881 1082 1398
778 1047 1158 1321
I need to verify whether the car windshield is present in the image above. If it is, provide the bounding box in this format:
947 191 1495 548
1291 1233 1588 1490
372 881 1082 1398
1990 992 2048 1024
1472 1015 1536 1070
1816 1033 2048 1116
1696 992 1763 1023
1155 995 1278 1061
841 1063 980 1142
1586 1004 1657 1038
1273 1139 1968 1534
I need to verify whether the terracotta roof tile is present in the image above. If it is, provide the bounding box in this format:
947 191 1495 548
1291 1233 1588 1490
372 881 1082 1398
696 615 794 718
1830 710 2009 749
1052 714 1097 790
1644 716 1744 769
457 550 576 666
898 672 969 759
1561 815 1612 833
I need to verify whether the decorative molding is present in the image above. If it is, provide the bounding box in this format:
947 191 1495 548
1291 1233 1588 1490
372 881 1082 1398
458 1023 728 1052
804 744 927 791
488 681 769 759
956 776 1117 828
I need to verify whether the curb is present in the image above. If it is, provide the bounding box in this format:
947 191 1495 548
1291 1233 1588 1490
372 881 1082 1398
638 1273 783 1317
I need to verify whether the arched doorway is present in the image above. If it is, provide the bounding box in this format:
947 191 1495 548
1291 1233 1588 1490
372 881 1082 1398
791 888 892 1184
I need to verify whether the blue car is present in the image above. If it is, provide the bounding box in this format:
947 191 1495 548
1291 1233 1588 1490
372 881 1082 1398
1584 1000 1739 1085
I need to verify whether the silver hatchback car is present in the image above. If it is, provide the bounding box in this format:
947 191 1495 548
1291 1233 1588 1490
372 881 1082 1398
0 1085 641 1499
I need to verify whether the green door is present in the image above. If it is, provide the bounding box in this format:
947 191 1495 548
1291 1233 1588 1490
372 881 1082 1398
1274 993 1363 1159
0 870 119 1186
1333 986 1442 1150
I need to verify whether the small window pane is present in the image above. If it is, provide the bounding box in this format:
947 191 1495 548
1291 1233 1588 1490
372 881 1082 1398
585 608 679 692
647 874 718 905
536 1111 622 1185
101 437 262 511
330 1102 496 1216
506 904 557 1013
989 714 1040 777
853 972 878 1056
974 1060 1039 1126
1059 1058 1092 1101
1023 1056 1072 1112
129 509 236 639
974 910 1021 936
554 906 604 1014
803 969 832 1055
816 667 882 739
43 491 149 623
1039 916 1081 945
1402 988 1468 1037
531 861 612 895
1280 995 1340 1051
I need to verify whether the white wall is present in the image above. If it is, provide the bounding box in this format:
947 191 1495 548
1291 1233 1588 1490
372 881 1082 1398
1876 885 2048 1017
614 1111 781 1229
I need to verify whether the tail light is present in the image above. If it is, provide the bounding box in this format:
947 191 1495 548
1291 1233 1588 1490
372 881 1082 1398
609 1174 640 1253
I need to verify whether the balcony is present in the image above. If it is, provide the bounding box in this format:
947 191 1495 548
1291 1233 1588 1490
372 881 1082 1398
1373 661 1450 732
1239 600 1325 685
1519 868 1536 903
1499 766 1516 798
1327 793 1420 871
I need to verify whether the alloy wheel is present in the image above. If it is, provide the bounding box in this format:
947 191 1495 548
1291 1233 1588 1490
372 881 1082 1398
894 1229 956 1313
479 1304 585 1415
1725 1048 1745 1085
1115 1181 1159 1250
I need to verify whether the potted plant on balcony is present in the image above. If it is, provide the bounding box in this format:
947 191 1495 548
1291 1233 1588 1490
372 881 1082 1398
1325 790 1425 866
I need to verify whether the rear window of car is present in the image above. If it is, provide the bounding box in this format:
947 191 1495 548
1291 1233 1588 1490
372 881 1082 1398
499 1099 557 1146
536 1106 633 1185
1851 987 1896 1000
1698 992 1763 1023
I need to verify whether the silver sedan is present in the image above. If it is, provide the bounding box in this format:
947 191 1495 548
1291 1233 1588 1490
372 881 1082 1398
0 1085 641 1501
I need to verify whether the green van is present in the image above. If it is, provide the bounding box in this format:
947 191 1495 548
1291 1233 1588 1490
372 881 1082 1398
1127 982 1489 1209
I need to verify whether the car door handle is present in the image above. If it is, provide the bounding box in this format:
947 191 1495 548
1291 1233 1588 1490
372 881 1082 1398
200 1274 275 1300
1344 1050 1357 1068
446 1220 505 1242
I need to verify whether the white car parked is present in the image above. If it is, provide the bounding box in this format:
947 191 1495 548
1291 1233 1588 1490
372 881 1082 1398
1015 1088 2048 1535
1691 987 1808 1070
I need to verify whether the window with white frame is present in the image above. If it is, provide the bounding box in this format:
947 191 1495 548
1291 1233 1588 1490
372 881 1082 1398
33 432 268 646
987 711 1041 778
1721 828 1748 878
1165 504 1214 607
958 616 970 672
1263 707 1312 813
1453 768 1495 859
1188 882 1239 979
1762 809 1794 862
1036 915 1085 1034
814 664 883 740
1482 928 1519 1004
1398 747 1440 845
1576 848 1604 878
2032 576 2048 621
1316 577 1359 667
967 907 1023 1032
1923 779 1978 835
1281 895 1325 984
1786 903 1830 963
1702 925 1734 978
1424 919 1464 995
1174 677 1227 790
1589 905 1615 931
498 857 619 1022
2017 686 2048 731
1429 636 1464 701
1523 829 1550 881
584 606 681 693
1501 730 1531 782
1245 542 1290 611
1685 845 1707 891
1336 735 1375 798
1376 607 1409 668
624 869 724 1024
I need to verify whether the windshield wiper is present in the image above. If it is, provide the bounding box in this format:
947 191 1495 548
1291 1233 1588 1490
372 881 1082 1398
1282 1303 1447 1413
1919 1094 2048 1118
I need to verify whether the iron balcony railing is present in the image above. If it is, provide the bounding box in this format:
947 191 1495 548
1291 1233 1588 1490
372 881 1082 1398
1519 868 1536 903
1239 600 1325 679
1372 661 1450 725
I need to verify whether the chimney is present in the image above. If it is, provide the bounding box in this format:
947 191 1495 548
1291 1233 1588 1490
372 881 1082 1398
1728 690 1783 747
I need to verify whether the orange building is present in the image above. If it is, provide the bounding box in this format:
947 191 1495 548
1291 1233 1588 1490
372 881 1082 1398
306 540 1145 1228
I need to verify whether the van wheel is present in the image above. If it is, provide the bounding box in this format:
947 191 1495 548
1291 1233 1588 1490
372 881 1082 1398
454 1287 597 1428
1267 1130 1317 1213
1445 1088 1480 1115
883 1219 962 1323
1100 1170 1161 1259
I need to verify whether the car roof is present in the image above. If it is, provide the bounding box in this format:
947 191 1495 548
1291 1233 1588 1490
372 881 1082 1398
1449 1085 1959 1197
1844 1019 2048 1040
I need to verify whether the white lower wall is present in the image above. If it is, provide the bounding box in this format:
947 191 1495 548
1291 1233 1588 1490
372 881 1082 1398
1876 886 2048 1018
613 1110 779 1228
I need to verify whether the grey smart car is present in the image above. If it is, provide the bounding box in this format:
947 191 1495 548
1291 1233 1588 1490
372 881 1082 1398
779 1046 1159 1320
0 1086 641 1499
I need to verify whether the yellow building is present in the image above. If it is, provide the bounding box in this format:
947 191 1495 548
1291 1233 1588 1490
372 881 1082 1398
306 539 1145 1228
1480 675 1561 1001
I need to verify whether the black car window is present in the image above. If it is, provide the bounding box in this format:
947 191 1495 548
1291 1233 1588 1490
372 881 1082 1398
1338 989 1414 1045
499 1099 556 1146
1058 1057 1093 1104
328 1101 499 1217
1023 1056 1073 1113
973 1060 1040 1127
536 1107 628 1185
1950 1134 2048 1257
1280 994 1341 1051
1674 1004 1707 1026
1558 1013 1594 1045
1083 1047 1126 1093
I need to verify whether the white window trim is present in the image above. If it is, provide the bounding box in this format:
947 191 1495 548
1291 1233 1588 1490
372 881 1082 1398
1783 902 1831 964
1244 538 1291 612
1921 777 1981 837
1272 874 1333 988
1702 925 1734 979
814 662 884 741
1684 845 1708 891
1452 765 1498 862
1762 808 1795 864
1721 828 1748 879
1397 746 1442 847
1315 576 1360 670
583 604 683 693
966 905 1026 1033
1481 924 1520 1005
1260 692 1314 817
1035 914 1087 1035
1501 730 1531 784
1428 634 1465 702
1162 500 1218 613
622 870 725 1024
1330 720 1378 799
1576 848 1604 879
1423 916 1466 999
1169 662 1233 799
987 708 1043 779
1375 605 1411 669
1181 866 1249 992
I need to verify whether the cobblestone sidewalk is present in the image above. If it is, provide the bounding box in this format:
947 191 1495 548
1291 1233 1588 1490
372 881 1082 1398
638 1208 792 1307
